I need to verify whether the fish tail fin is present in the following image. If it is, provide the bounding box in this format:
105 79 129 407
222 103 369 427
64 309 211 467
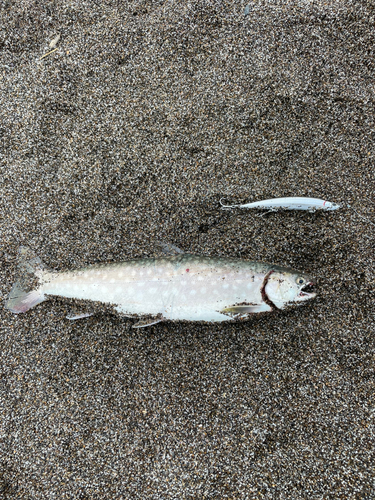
6 247 47 314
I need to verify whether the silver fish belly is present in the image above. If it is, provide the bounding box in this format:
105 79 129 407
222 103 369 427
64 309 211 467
6 248 316 326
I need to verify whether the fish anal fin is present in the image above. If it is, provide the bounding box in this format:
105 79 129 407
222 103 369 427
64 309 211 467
132 316 164 329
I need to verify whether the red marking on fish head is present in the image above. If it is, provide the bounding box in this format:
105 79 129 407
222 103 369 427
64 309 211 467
186 269 189 272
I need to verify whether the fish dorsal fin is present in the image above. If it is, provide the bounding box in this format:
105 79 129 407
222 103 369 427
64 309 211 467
221 304 272 314
155 242 185 256
132 316 164 329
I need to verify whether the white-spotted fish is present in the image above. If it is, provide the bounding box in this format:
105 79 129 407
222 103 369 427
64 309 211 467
6 246 316 328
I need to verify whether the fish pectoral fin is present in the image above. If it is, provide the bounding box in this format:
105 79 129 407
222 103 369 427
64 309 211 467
221 304 272 314
155 241 185 256
132 315 164 329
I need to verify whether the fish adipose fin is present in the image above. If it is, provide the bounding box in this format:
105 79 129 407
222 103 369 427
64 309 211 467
221 304 272 314
155 242 185 256
6 246 46 314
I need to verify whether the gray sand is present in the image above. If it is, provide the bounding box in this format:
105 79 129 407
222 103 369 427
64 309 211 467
1 0 374 498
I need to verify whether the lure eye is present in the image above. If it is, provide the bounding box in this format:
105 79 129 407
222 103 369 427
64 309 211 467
296 277 306 285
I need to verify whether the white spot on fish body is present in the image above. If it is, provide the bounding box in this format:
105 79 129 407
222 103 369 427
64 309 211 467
190 290 196 296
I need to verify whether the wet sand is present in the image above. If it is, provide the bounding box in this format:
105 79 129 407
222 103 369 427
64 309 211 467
1 1 374 498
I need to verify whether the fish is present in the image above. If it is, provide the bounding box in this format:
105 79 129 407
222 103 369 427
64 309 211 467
220 197 341 211
6 246 316 328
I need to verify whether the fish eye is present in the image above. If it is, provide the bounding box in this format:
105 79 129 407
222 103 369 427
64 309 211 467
296 277 306 285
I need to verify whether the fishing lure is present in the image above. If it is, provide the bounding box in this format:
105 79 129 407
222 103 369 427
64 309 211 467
220 197 341 212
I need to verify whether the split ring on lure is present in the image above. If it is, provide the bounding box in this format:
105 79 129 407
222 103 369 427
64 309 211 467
220 197 341 212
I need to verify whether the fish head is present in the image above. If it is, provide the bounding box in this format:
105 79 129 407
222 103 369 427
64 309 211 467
265 269 316 309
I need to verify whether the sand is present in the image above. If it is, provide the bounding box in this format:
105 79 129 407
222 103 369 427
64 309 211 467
1 0 374 498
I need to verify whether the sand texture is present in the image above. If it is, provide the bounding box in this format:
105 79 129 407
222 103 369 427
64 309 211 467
0 0 374 498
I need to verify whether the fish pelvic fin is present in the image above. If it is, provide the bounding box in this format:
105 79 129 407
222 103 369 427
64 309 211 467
5 246 47 314
66 312 94 320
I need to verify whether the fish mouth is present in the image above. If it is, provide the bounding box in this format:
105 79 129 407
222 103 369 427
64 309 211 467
297 282 316 301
